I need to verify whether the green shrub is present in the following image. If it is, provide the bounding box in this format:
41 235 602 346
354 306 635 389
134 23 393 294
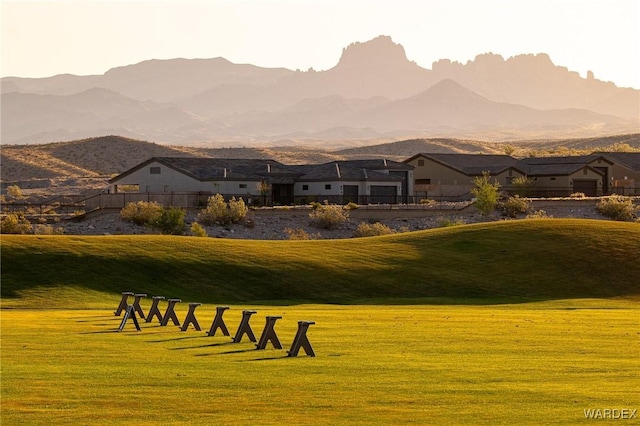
500 196 532 218
344 202 358 210
6 185 24 199
353 222 395 237
436 216 466 227
197 194 247 225
596 196 639 221
190 222 208 237
228 197 248 223
120 201 163 226
471 172 500 216
526 210 552 219
512 176 534 197
420 199 436 205
309 204 349 230
34 224 64 235
150 207 186 235
1 213 33 234
285 228 313 240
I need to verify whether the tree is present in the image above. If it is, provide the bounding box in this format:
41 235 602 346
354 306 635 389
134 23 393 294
471 172 500 216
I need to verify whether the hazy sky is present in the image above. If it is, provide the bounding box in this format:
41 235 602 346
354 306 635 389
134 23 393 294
2 0 639 89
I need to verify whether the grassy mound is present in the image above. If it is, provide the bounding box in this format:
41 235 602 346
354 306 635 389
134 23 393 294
2 219 639 306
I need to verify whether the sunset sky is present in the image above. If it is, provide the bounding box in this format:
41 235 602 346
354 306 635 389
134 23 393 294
2 0 639 89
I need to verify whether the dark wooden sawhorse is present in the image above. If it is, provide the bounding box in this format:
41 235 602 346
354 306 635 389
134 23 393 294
232 310 257 343
287 321 316 357
180 303 202 331
207 306 230 336
256 316 283 350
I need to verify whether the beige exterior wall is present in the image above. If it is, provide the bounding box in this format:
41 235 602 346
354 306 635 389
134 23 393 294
293 181 402 197
610 164 640 195
407 157 470 185
109 161 263 195
407 155 524 199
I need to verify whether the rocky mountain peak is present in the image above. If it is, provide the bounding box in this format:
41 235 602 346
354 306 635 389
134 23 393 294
335 35 412 70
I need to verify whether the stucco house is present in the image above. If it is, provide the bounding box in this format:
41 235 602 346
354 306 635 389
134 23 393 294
290 159 413 204
517 155 615 196
596 152 640 195
404 153 525 200
109 157 413 206
108 157 301 205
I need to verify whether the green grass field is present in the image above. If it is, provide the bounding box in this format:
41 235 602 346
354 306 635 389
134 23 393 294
2 219 639 424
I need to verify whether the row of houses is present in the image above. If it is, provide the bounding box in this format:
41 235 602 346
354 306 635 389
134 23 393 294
107 152 640 206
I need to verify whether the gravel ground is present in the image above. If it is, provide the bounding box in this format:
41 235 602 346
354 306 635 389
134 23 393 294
59 202 611 240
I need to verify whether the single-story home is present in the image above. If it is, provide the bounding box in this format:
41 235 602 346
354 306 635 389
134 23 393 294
596 152 640 195
404 153 526 199
108 157 413 206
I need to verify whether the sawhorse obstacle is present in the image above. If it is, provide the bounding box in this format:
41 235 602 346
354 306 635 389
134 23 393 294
180 303 202 331
287 321 316 357
114 292 134 316
160 299 181 326
118 305 141 332
232 310 257 343
132 293 147 319
256 316 283 350
207 306 230 336
146 296 165 323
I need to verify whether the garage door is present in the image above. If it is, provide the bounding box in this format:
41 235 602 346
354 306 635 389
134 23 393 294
572 180 598 196
370 186 398 204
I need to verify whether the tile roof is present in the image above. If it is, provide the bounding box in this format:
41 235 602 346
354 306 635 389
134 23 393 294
291 162 404 182
410 153 520 175
595 152 640 171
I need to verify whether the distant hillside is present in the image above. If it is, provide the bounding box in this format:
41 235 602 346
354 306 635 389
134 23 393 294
2 35 638 146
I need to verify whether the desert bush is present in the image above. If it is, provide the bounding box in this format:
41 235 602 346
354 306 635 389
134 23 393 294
198 194 247 225
499 196 532 218
285 227 313 240
6 185 24 199
353 222 395 237
344 202 358 210
309 204 349 230
471 172 500 216
596 196 638 221
512 176 534 197
34 224 64 235
526 209 552 219
150 207 186 235
228 197 248 223
437 216 466 227
1 213 33 234
190 222 208 237
120 201 163 226
420 199 436 205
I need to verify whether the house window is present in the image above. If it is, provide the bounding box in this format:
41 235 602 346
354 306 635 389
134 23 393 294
415 179 431 184
584 168 588 175
239 183 247 189
302 185 309 191
325 184 332 190
163 185 169 192
150 167 161 174
418 159 425 166
145 185 151 193
550 177 556 181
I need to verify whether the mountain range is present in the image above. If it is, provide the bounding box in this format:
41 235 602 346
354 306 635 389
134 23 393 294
2 35 639 146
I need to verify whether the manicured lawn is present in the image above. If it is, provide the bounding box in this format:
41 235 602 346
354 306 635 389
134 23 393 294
2 219 639 424
1 300 638 425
